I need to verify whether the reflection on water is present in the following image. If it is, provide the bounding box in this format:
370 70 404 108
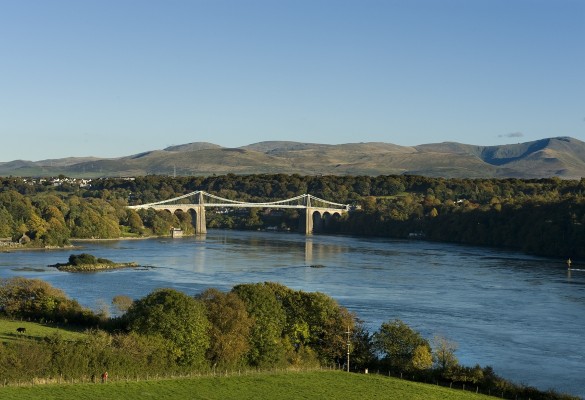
0 230 584 397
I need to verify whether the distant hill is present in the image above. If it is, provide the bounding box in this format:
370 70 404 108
1 137 584 179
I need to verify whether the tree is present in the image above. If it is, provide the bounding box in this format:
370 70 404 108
261 282 356 366
244 208 262 229
432 335 458 373
231 283 287 367
41 217 70 246
301 291 355 365
411 344 433 371
125 288 210 367
125 209 144 235
112 295 133 313
349 319 376 371
0 277 95 325
361 196 377 213
0 207 15 238
199 288 253 368
373 319 430 372
67 199 121 239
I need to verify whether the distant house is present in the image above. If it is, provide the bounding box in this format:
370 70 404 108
170 227 183 238
18 233 31 245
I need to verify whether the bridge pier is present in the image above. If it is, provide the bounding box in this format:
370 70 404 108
301 207 315 235
194 205 206 234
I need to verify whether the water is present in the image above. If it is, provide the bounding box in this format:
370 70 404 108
1 230 584 397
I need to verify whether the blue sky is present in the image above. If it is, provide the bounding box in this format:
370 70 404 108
0 0 583 161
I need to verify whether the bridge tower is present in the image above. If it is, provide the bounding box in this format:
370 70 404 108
194 191 207 234
301 195 315 235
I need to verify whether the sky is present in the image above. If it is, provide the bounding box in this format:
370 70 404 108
0 0 584 161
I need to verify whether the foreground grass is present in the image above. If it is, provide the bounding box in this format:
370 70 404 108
0 371 492 400
0 318 86 343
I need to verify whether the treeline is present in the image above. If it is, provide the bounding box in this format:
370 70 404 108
0 277 577 399
1 174 584 258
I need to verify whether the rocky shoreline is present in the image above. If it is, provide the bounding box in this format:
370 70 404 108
1 242 76 253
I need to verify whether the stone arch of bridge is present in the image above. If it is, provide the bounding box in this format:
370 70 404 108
160 206 206 234
322 211 342 229
305 209 343 234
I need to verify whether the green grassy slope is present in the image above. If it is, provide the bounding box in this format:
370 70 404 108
0 371 492 400
0 318 86 343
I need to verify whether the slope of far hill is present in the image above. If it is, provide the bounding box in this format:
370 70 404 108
1 136 584 179
0 370 492 400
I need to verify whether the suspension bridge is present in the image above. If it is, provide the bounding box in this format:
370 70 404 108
127 190 354 235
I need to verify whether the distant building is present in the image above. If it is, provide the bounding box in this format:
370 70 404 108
18 233 31 245
170 227 183 238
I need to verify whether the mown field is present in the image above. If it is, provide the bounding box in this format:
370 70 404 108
0 371 492 400
0 318 86 343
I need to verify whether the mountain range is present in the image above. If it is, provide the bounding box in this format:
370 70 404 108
2 136 584 179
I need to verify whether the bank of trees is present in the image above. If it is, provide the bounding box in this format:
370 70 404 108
1 174 584 259
0 278 98 326
0 277 577 399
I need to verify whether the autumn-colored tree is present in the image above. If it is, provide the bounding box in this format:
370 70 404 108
411 344 433 371
199 288 253 368
112 295 134 313
432 335 459 373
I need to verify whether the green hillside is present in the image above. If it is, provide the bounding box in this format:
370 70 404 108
0 370 492 400
0 318 86 343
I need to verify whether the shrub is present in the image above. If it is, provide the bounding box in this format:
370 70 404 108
68 253 113 265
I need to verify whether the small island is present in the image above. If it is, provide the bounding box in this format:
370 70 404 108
49 253 139 272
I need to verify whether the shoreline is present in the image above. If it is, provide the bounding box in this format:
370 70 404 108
1 243 78 253
71 235 159 242
0 236 163 252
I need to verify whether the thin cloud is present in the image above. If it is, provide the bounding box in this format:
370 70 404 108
498 132 524 138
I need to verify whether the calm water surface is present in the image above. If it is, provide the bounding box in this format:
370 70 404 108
1 230 583 397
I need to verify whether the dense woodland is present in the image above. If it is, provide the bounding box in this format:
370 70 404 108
1 174 584 259
0 277 577 399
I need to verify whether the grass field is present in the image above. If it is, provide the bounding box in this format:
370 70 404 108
0 318 86 343
0 371 492 400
